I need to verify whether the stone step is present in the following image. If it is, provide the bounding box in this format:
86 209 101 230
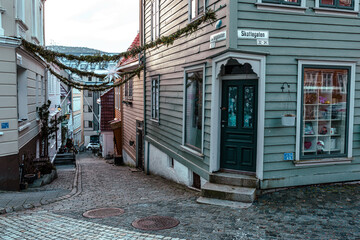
196 197 252 209
209 172 258 188
201 182 256 203
54 159 75 166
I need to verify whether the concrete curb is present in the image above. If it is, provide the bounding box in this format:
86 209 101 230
0 160 81 215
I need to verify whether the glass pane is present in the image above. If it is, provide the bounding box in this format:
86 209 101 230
243 86 255 128
191 0 196 19
302 68 348 159
320 0 335 5
228 87 237 127
198 0 204 14
185 71 203 151
339 0 352 7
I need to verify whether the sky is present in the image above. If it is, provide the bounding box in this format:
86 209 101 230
45 0 139 53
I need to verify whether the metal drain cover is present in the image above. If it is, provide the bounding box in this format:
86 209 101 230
83 208 124 219
132 216 180 230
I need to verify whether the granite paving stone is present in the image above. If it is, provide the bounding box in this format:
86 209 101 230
1 152 360 239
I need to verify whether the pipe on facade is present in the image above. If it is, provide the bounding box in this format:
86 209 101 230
142 0 150 175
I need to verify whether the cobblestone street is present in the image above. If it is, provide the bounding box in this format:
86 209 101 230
1 152 360 239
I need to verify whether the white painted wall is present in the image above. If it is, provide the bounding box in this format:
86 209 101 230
101 131 114 158
122 150 136 167
146 141 192 186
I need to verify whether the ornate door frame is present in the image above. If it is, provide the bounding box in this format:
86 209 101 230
210 51 266 180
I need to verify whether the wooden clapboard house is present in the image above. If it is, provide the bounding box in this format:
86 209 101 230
113 33 145 169
140 0 360 206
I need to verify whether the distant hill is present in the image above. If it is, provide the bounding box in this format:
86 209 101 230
46 45 118 56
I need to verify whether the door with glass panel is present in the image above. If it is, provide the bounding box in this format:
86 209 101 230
220 80 257 172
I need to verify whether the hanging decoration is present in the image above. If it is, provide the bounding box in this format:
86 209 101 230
20 10 218 91
105 65 122 82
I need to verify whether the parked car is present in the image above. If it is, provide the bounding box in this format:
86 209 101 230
86 142 100 150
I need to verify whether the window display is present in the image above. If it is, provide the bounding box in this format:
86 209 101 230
302 67 349 159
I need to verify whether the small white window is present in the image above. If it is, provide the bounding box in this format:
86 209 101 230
151 76 160 120
151 0 160 40
189 0 206 21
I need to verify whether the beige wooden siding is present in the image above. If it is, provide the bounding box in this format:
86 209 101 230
0 47 18 156
123 73 144 162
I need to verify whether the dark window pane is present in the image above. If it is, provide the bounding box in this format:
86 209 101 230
185 70 203 150
339 0 352 6
320 0 335 5
228 86 237 127
243 86 255 128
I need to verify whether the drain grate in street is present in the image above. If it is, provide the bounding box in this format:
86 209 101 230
83 208 124 219
131 216 180 230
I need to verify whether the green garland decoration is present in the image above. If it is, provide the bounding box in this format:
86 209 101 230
21 9 217 91
48 66 143 91
22 10 217 63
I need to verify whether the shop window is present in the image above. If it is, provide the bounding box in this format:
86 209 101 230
319 0 354 9
301 66 350 159
183 67 204 152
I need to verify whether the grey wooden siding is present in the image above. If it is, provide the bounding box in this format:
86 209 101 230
236 0 360 188
144 0 228 178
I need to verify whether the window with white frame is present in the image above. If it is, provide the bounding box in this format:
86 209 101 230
151 76 160 120
17 67 28 121
151 0 160 40
74 114 81 129
299 64 353 160
189 0 206 20
16 0 25 22
183 67 204 152
32 0 37 37
73 97 81 112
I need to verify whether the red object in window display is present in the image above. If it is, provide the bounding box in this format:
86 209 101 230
321 0 334 5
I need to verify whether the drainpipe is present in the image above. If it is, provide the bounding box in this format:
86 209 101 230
141 0 149 175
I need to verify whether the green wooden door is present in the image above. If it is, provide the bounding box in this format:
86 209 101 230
220 80 258 172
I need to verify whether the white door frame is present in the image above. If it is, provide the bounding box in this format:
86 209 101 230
209 51 266 180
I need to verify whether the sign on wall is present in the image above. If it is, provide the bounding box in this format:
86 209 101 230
210 31 227 49
238 29 270 45
1 122 9 129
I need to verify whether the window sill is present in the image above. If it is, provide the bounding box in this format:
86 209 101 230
256 3 307 13
15 18 29 31
149 118 159 125
180 145 204 159
312 7 358 17
122 100 133 106
18 122 31 132
31 36 40 45
293 157 353 166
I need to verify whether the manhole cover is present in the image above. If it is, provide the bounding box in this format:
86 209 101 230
83 208 124 218
132 216 180 230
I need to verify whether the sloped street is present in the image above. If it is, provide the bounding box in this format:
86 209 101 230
1 152 360 240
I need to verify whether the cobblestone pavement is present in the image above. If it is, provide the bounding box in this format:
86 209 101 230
0 165 75 214
1 152 360 239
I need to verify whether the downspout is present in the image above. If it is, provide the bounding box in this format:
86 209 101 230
142 0 149 175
